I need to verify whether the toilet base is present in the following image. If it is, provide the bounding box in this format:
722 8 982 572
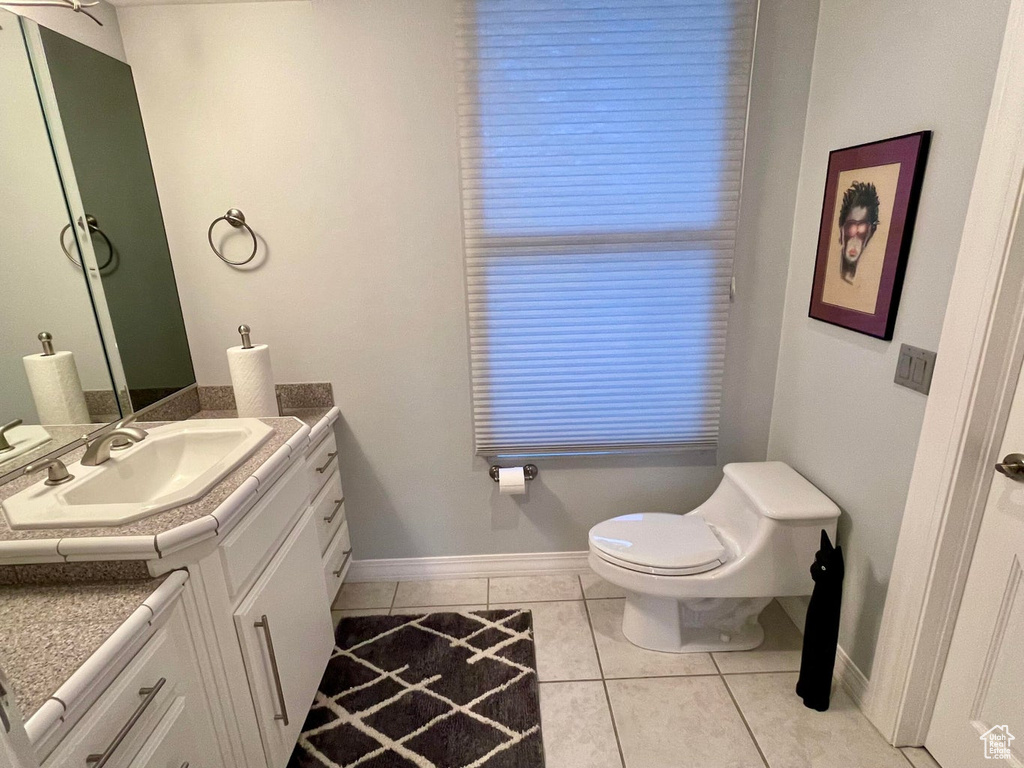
621 594 773 653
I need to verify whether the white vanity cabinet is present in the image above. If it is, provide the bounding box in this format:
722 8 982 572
305 427 351 598
12 412 349 768
182 414 346 768
41 574 222 768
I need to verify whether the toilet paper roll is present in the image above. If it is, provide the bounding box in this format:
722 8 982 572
227 344 278 417
498 466 527 495
22 350 91 425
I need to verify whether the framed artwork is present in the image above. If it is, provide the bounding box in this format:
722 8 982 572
808 131 931 340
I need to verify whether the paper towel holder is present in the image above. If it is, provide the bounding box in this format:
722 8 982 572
490 464 538 483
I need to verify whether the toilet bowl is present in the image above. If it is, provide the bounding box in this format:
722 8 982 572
588 461 839 653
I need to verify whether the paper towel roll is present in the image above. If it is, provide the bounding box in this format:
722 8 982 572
22 351 90 425
227 344 278 417
498 466 527 495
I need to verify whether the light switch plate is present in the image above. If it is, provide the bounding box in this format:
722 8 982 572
895 344 937 395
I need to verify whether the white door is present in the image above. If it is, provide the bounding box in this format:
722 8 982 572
234 509 334 768
927 363 1024 766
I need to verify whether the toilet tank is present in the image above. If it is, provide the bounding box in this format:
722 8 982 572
696 461 841 597
722 461 840 522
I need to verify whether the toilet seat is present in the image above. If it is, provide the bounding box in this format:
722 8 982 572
589 513 727 576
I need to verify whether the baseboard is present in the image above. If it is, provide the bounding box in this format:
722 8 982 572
834 643 869 709
347 551 591 582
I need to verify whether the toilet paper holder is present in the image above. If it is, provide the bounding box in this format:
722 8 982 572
489 464 538 483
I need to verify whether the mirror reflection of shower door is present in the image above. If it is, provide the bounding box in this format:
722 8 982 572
36 25 196 412
0 10 120 478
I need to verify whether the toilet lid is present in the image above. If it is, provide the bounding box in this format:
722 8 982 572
589 513 727 572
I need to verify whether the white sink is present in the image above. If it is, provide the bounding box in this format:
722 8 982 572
1 419 273 530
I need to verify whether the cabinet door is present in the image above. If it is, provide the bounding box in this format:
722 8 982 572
234 510 334 768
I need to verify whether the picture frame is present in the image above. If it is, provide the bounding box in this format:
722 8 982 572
808 131 931 340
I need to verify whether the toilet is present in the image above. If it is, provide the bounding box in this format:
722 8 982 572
588 461 840 653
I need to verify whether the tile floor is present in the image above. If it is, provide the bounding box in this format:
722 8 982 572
332 573 938 768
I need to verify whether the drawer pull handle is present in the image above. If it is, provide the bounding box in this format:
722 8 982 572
254 614 289 726
316 452 338 473
85 678 166 766
332 551 353 577
181 763 190 768
323 498 344 524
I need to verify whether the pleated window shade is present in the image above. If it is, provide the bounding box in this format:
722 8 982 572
456 0 757 457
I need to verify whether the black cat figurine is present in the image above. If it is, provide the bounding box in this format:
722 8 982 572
796 529 845 711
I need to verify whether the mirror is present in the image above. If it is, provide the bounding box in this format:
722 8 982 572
0 10 118 474
0 11 197 479
38 24 195 412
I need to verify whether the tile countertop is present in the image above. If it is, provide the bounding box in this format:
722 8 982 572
191 406 334 428
0 415 339 561
0 574 167 717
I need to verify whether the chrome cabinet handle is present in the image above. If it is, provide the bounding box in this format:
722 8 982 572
180 763 189 768
323 498 344 524
316 452 338 473
254 615 289 726
86 678 165 766
332 551 352 577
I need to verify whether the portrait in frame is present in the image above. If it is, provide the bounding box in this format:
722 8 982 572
808 131 931 340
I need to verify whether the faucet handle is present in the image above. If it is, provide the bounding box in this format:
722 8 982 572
23 458 74 486
0 419 23 453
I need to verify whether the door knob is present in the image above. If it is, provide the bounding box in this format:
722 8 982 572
995 453 1024 480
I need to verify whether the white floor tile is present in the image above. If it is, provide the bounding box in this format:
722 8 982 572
587 598 717 678
901 747 942 768
539 681 623 768
492 600 602 681
393 578 488 608
331 607 391 627
489 574 583 603
607 676 764 768
726 672 907 768
714 600 803 674
389 604 487 615
580 571 627 600
332 581 397 610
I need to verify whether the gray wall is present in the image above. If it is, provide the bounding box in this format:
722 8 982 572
118 0 817 559
768 0 1010 676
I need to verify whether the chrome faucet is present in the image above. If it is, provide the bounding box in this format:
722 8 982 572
109 413 147 451
81 427 148 466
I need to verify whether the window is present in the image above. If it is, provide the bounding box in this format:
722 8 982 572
456 0 757 457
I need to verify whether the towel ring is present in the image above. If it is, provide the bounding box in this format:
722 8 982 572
208 208 258 266
60 215 113 270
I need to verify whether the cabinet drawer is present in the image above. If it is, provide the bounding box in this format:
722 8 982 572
322 519 352 601
44 602 219 768
312 471 345 555
219 459 309 600
124 696 205 768
306 432 338 497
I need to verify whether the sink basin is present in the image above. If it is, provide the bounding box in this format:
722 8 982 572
1 419 273 530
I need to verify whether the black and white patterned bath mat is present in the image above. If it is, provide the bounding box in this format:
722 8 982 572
288 609 544 768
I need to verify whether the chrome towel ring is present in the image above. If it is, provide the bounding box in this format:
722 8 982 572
60 214 113 270
208 208 258 266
